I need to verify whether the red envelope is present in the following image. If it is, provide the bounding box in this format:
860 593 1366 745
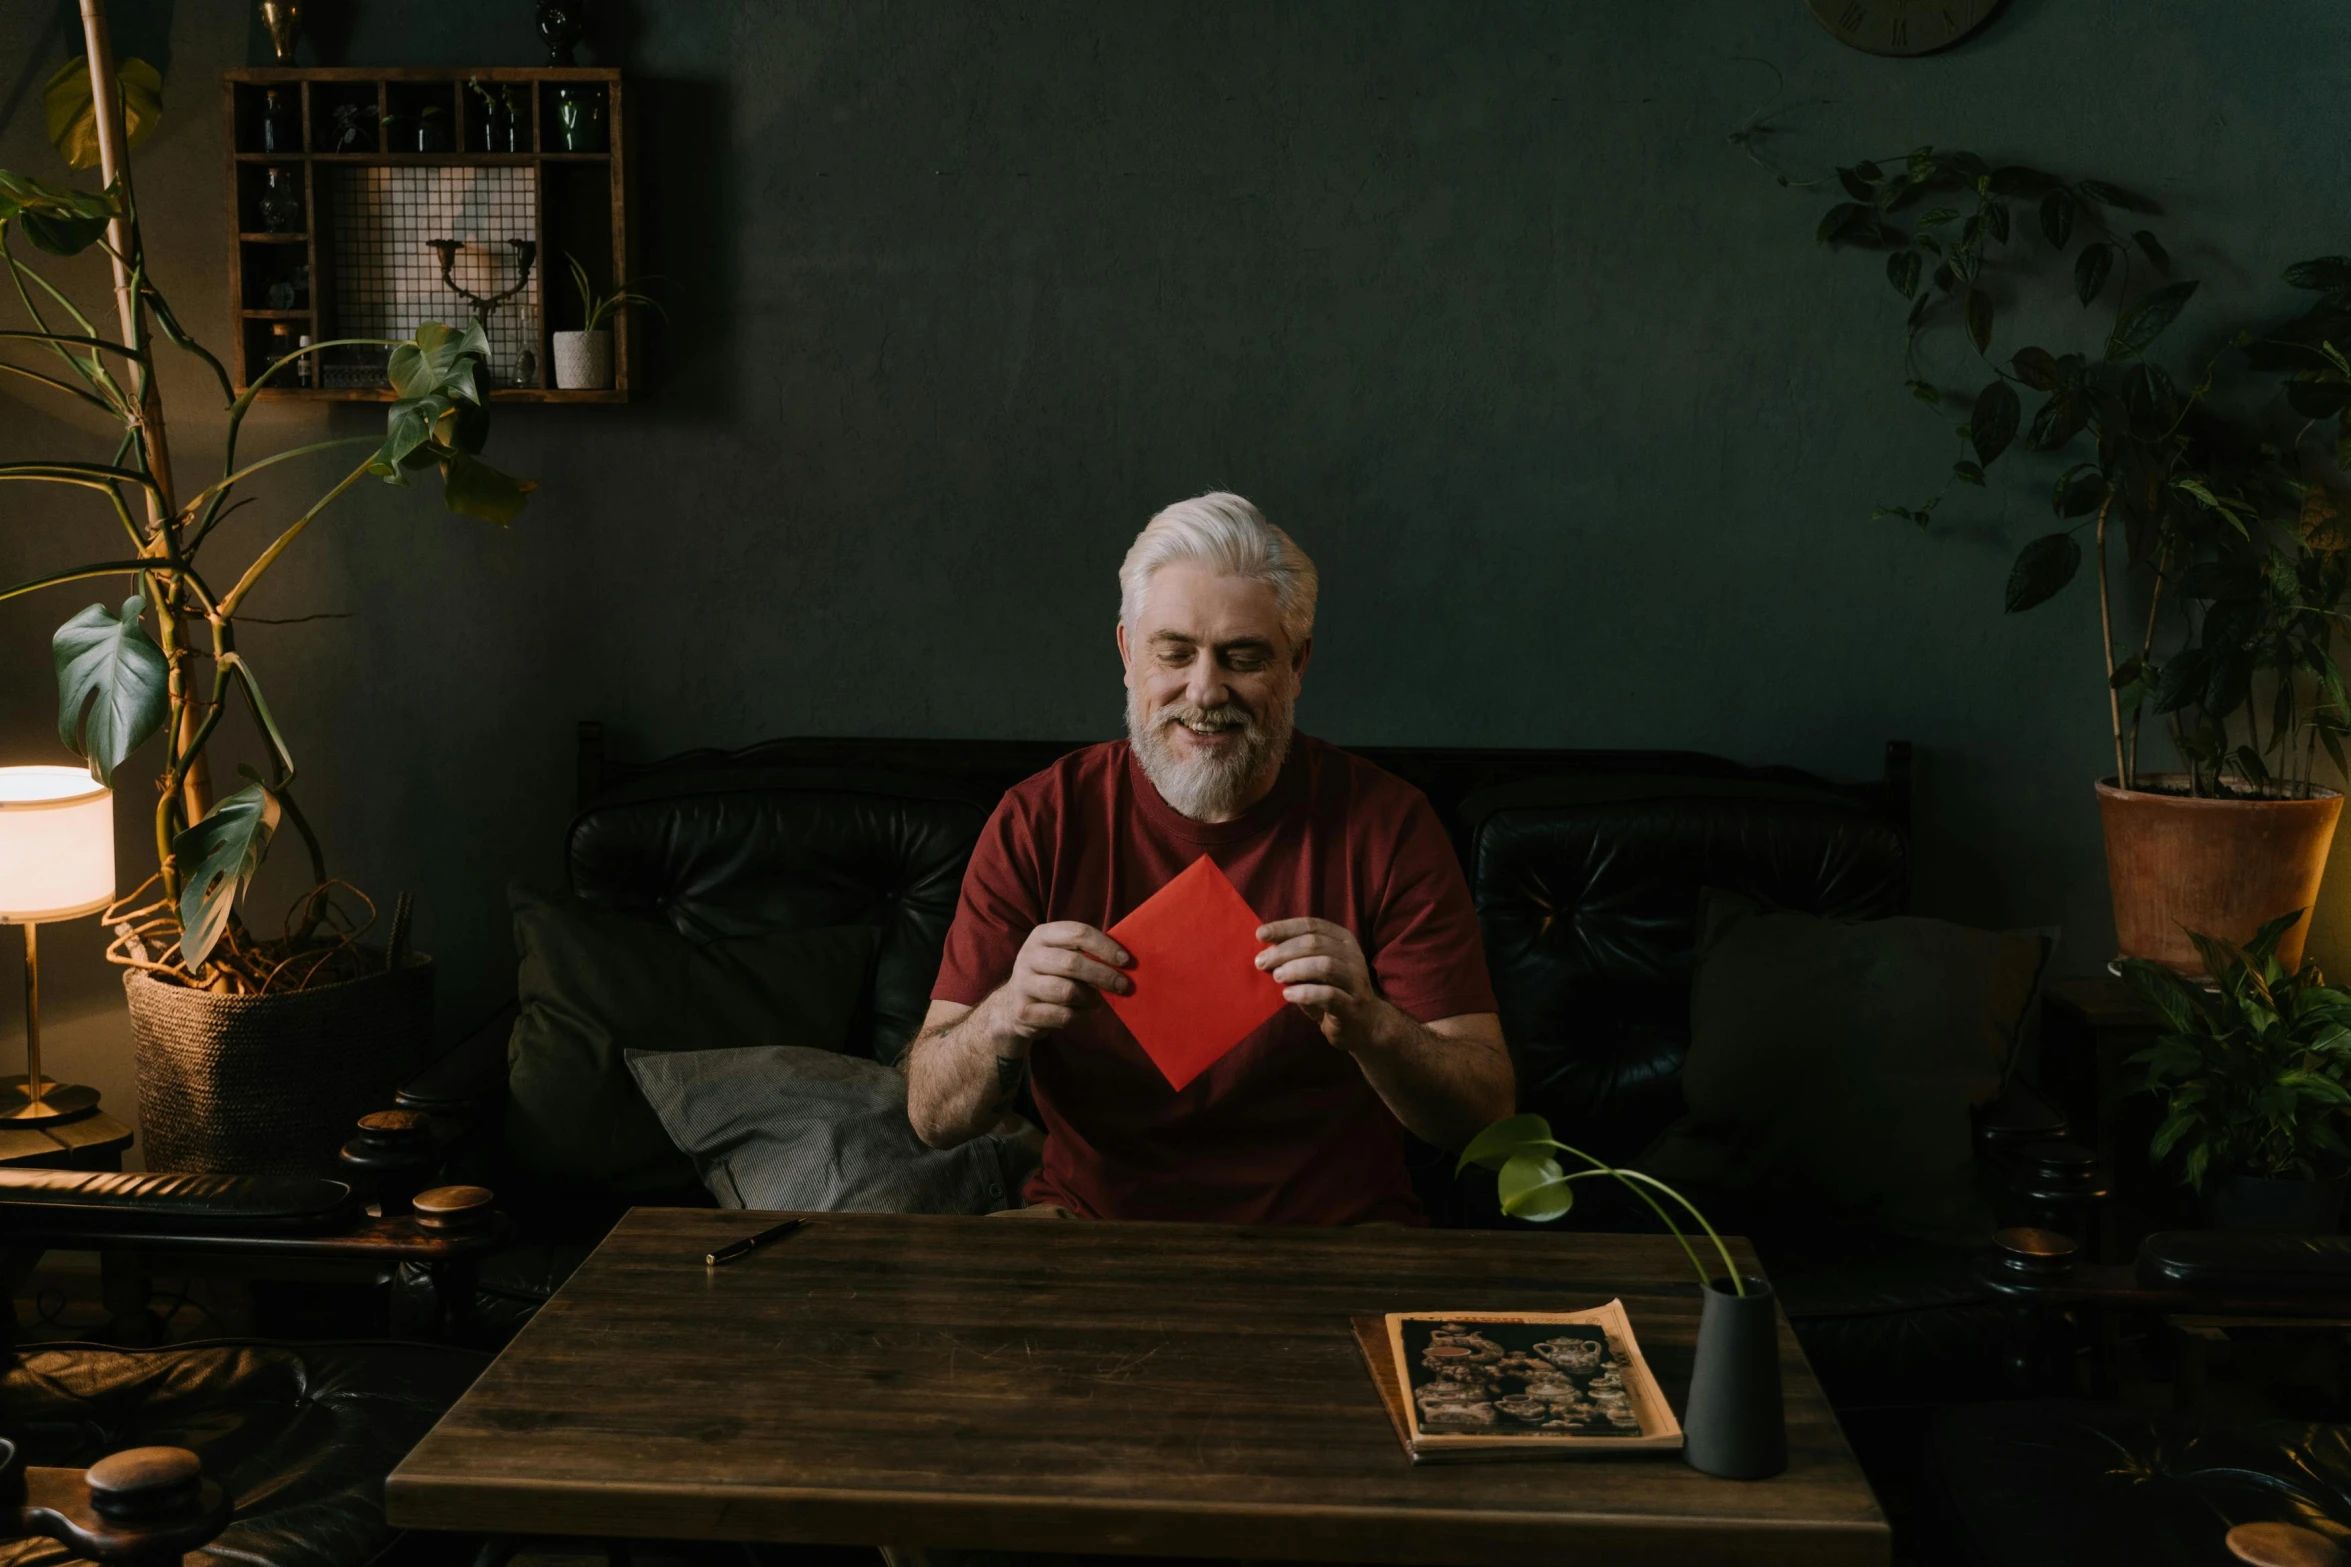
1103 854 1290 1092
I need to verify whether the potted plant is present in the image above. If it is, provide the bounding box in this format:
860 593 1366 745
1804 148 2351 974
552 252 658 390
1461 1115 1781 1479
1 30 533 1173
2122 910 2351 1232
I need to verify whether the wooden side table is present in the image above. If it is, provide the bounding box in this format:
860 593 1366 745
2041 975 2178 1258
0 1099 133 1172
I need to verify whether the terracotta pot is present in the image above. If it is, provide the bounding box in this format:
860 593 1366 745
2096 777 2342 975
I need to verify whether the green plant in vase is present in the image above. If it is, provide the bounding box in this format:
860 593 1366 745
551 251 658 391
1459 1113 1743 1291
2122 910 2351 1204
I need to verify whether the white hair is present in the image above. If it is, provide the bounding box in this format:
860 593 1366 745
1117 492 1319 648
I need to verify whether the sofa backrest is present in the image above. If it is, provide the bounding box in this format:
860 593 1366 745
565 726 1911 1125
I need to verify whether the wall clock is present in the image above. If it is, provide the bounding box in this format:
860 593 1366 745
1806 0 2004 56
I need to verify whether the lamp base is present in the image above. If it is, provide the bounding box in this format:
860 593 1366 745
0 1076 100 1123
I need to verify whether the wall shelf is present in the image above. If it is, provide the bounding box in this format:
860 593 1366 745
221 66 635 404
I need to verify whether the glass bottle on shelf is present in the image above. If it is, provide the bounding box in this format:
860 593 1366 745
260 87 298 153
268 322 295 373
257 167 302 234
555 87 606 152
294 335 314 389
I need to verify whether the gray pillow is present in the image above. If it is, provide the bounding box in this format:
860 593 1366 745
625 1045 1037 1214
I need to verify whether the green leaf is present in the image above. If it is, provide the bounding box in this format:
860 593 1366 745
42 56 162 174
173 783 280 972
2006 534 2081 613
2134 230 2171 276
386 319 492 404
2013 346 2062 391
1887 249 1922 298
1458 1112 1554 1175
52 596 166 785
1984 202 2010 245
2284 257 2351 292
2054 467 2105 517
2108 280 2200 361
1497 1152 1574 1222
1953 461 1985 486
1908 379 1941 406
2075 243 2114 307
1838 166 1872 201
1972 380 2021 466
2039 190 2075 248
1817 202 1872 246
438 451 535 524
1966 288 1994 354
2151 648 2208 714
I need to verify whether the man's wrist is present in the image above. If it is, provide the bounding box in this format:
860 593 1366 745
1336 996 1412 1059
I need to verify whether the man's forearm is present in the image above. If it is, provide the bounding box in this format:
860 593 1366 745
1348 1004 1515 1151
905 994 1032 1149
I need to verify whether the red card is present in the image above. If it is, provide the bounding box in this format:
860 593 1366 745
1102 854 1290 1092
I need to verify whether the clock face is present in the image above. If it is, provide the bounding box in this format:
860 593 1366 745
1806 0 2003 56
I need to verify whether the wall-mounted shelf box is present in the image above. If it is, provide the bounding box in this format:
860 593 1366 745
221 67 635 403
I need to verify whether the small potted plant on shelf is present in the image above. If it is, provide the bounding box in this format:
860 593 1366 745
1796 147 2351 975
553 251 657 390
0 24 534 1175
2122 910 2351 1231
1460 1114 1781 1479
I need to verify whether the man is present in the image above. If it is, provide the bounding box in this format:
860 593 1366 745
906 492 1514 1223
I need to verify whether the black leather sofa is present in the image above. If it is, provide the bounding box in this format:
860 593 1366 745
413 724 2021 1419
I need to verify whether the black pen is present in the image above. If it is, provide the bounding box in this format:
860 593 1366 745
705 1217 808 1267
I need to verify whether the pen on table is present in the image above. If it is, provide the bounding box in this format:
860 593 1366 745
705 1217 808 1267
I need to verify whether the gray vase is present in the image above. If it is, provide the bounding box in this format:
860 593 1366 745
1683 1275 1786 1480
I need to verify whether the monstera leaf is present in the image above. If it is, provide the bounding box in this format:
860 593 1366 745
0 168 120 256
42 56 162 173
174 784 280 972
369 321 536 524
53 596 166 784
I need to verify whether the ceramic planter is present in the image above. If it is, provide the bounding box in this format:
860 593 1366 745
552 328 613 390
2096 777 2342 975
1683 1275 1786 1480
2204 1172 2348 1233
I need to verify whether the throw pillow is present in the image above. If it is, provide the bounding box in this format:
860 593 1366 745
503 884 879 1194
626 1045 1038 1214
1634 889 2052 1246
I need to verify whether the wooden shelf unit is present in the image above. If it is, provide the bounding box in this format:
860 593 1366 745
220 66 634 403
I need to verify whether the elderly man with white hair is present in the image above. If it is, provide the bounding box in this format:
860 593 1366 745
906 493 1514 1223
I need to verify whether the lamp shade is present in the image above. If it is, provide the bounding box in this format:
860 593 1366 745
0 767 114 924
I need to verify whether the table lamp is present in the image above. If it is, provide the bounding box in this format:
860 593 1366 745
0 767 112 1121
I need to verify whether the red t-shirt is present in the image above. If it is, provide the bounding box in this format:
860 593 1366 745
931 734 1497 1224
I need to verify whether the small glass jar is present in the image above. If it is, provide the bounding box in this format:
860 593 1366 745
260 87 298 153
257 167 302 234
555 87 606 152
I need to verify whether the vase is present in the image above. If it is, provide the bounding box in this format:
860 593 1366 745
124 956 432 1176
537 0 585 66
1683 1275 1786 1480
260 88 297 154
553 328 612 389
259 0 302 64
2097 778 2343 976
2204 1172 2349 1233
257 167 301 234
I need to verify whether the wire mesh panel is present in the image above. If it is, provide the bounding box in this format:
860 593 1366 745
327 165 542 389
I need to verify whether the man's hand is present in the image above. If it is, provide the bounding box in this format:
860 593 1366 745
1254 916 1380 1050
987 922 1132 1044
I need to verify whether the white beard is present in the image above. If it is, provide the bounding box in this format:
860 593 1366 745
1126 680 1297 822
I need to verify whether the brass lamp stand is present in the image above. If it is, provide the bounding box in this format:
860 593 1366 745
5 924 100 1122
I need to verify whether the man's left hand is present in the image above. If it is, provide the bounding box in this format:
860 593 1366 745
1255 917 1384 1051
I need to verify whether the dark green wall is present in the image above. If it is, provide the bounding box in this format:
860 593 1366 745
6 2 2350 1146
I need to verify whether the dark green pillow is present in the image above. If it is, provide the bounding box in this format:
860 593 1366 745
1634 889 2051 1246
503 884 879 1194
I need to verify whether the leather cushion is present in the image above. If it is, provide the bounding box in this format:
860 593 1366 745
0 1172 351 1234
2138 1230 2351 1294
0 1339 485 1567
1470 777 1907 1159
567 768 992 1065
1929 1399 2351 1566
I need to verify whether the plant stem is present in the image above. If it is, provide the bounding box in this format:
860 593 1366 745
1538 1138 1745 1295
2095 494 2126 787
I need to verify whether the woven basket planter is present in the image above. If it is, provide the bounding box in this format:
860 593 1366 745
125 955 432 1175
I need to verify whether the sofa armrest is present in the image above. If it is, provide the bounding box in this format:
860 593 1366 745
0 1170 354 1236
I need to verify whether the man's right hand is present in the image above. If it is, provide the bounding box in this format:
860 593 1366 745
988 922 1133 1045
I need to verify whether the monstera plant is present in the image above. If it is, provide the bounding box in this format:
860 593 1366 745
2 57 532 996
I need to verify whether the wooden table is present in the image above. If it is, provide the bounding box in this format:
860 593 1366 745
388 1210 1889 1566
0 1098 132 1171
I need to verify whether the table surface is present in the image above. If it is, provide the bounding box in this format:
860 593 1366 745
0 1097 131 1171
388 1209 1888 1566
